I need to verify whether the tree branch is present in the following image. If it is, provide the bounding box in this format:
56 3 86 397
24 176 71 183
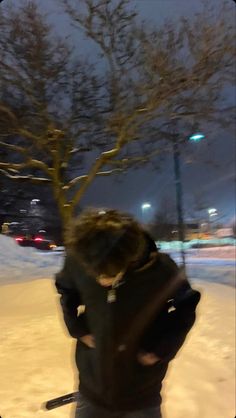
70 139 124 210
108 147 164 167
0 104 19 125
0 140 28 154
63 167 124 190
0 159 51 176
0 169 51 184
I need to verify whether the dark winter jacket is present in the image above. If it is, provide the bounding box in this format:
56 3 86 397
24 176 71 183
55 235 200 412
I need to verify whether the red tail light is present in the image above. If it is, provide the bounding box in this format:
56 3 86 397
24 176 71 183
15 237 24 242
34 237 43 242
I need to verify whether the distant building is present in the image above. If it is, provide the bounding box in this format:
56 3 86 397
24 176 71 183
215 228 234 238
151 222 212 241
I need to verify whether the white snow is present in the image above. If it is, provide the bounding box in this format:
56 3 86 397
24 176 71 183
0 235 63 284
186 246 235 259
158 238 236 251
0 234 235 287
162 282 235 418
0 234 235 418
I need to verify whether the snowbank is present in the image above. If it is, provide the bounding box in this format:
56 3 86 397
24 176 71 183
0 234 235 288
187 246 235 259
0 279 234 418
162 245 235 287
186 265 235 287
169 247 235 287
0 234 63 284
158 239 236 251
167 246 235 261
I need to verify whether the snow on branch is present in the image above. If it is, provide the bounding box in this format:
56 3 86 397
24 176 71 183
0 159 51 175
0 169 51 183
63 167 123 190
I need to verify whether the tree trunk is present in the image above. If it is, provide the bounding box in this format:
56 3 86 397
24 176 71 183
52 182 73 242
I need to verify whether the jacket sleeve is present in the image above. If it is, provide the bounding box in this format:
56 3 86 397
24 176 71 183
139 252 201 362
144 280 201 361
155 281 200 361
55 254 90 339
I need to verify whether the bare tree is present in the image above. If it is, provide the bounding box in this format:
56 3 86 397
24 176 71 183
0 0 235 235
61 0 235 179
0 2 107 230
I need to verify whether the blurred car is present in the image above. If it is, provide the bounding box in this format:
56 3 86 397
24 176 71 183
14 234 57 251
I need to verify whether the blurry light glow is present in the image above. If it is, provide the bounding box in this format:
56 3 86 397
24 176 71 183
189 133 205 142
208 208 218 217
141 203 151 210
15 237 23 242
98 210 106 215
34 237 43 242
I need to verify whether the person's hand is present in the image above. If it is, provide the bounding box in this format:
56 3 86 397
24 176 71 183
80 334 95 348
137 351 160 366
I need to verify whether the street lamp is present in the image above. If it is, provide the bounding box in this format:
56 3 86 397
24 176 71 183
141 202 152 223
208 208 218 236
172 132 205 268
189 133 205 142
208 208 218 217
141 203 151 211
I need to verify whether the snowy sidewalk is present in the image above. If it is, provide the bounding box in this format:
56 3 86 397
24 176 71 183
0 278 235 418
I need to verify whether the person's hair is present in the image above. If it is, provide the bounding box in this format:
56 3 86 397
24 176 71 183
65 208 147 277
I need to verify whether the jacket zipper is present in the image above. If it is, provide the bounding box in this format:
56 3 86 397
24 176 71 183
107 278 125 303
106 278 126 406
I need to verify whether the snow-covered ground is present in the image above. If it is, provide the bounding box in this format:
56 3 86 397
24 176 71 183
0 235 63 284
159 238 236 251
0 235 235 286
170 246 235 287
0 234 235 418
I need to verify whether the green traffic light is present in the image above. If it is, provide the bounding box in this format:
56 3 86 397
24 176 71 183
189 133 205 142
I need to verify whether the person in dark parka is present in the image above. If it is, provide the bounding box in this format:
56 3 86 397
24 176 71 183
55 208 201 418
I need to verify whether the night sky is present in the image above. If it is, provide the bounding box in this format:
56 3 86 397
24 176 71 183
7 0 236 223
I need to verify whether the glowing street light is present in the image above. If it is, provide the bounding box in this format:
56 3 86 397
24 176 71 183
141 202 152 211
208 208 218 217
208 208 218 236
141 202 152 223
172 131 205 268
189 133 205 142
